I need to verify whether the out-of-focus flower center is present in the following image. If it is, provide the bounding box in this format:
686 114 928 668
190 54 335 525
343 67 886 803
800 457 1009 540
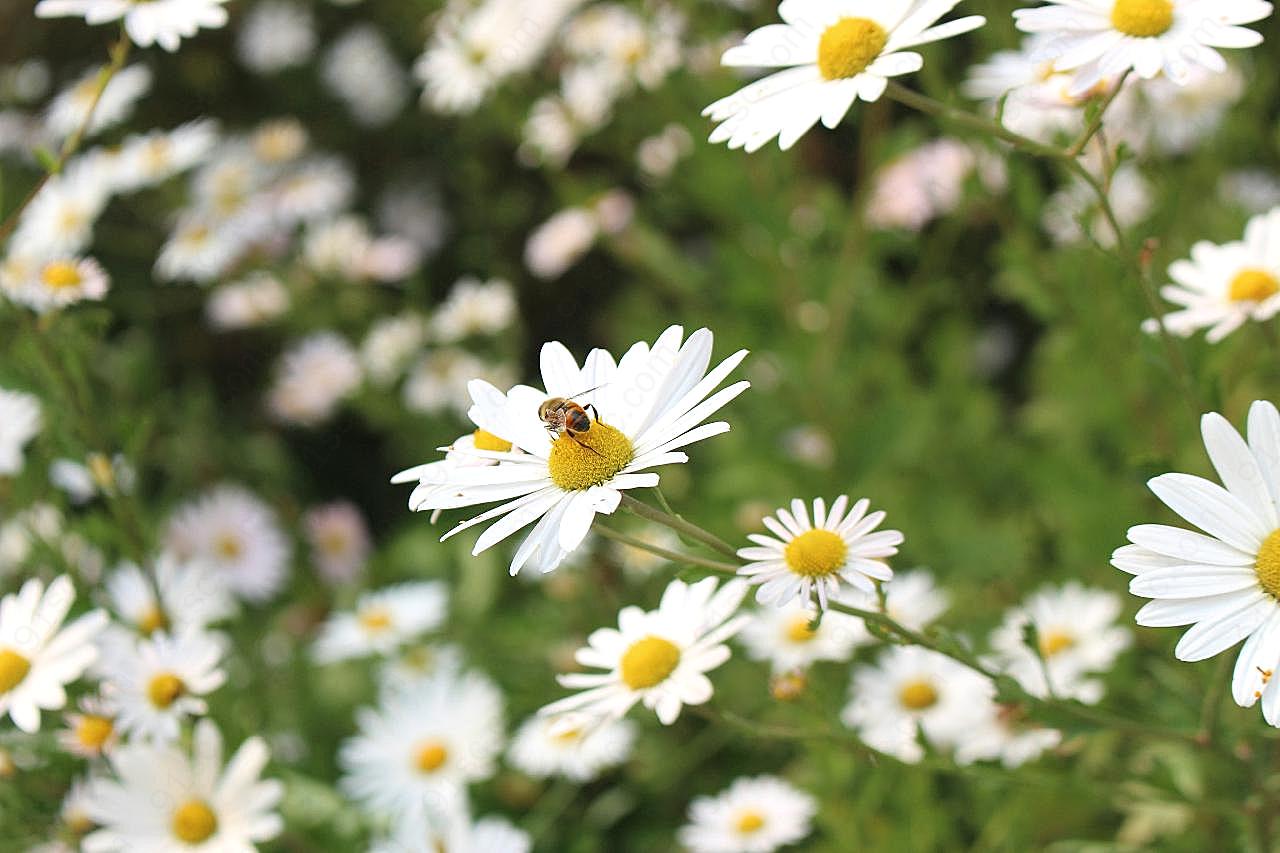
553 726 583 744
214 532 243 560
817 17 888 80
472 428 513 452
0 648 32 694
547 421 634 491
619 635 681 689
76 715 115 750
1228 268 1280 303
414 739 449 773
171 799 218 844
147 672 186 709
735 809 767 834
358 605 394 633
40 261 83 290
1109 0 1174 37
1038 628 1076 658
899 678 939 710
783 529 848 578
138 605 169 635
1256 529 1280 598
785 614 818 643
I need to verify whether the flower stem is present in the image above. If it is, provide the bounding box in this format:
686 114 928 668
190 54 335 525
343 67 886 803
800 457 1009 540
619 493 739 559
1064 71 1132 158
595 524 739 575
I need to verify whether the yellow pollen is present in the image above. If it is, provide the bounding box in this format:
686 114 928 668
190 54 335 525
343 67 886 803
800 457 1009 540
138 606 169 635
40 261 83 290
88 453 115 489
785 614 818 643
76 715 115 751
1256 530 1280 598
358 606 394 633
899 679 939 711
318 529 350 556
1229 268 1280 303
735 810 767 834
171 799 218 844
414 740 448 773
547 421 634 491
817 17 889 81
147 672 186 709
214 533 243 560
619 635 681 690
0 648 32 694
1110 0 1174 37
1039 629 1076 658
553 727 583 744
783 529 848 578
472 428 513 452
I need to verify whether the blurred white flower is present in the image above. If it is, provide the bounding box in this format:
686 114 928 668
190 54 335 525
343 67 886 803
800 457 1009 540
838 568 949 637
81 719 283 850
0 503 62 575
738 599 866 674
402 349 506 417
953 705 1062 768
304 501 373 584
154 212 253 283
323 26 409 127
867 138 1001 232
524 207 599 280
43 63 151 140
36 0 232 52
361 313 428 385
1043 163 1151 248
678 775 817 853
508 712 635 782
267 332 363 427
103 553 235 638
1221 170 1280 215
105 119 218 193
237 1 317 74
49 452 134 504
0 575 106 733
99 627 226 742
377 182 449 257
205 272 291 331
0 388 42 476
165 485 292 603
636 123 693 180
12 155 112 257
431 277 517 342
57 693 120 758
2 256 109 314
373 814 531 853
313 582 448 663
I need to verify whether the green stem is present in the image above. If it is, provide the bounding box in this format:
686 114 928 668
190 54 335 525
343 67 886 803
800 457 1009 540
618 493 738 559
883 82 1070 162
1196 655 1231 747
595 525 739 575
1064 70 1132 158
525 779 579 846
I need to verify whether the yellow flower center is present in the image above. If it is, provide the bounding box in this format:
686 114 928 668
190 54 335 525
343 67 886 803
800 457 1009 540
414 739 449 773
40 261 83 290
735 810 767 834
88 453 115 489
1039 629 1076 658
785 614 818 643
899 679 939 711
147 672 186 709
783 529 848 578
547 421 634 491
358 606 394 633
171 799 218 844
1256 529 1280 598
0 648 32 694
1229 268 1280 303
619 635 681 690
76 715 115 751
318 528 351 556
214 533 243 560
1110 0 1174 37
817 17 889 81
553 727 583 744
472 428 513 452
138 605 169 636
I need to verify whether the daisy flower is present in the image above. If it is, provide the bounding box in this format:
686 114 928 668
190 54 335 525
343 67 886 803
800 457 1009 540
107 119 218 194
0 388 42 476
1112 400 1280 726
1013 0 1273 95
339 668 504 827
164 485 292 604
539 577 750 725
378 643 464 696
841 645 995 763
103 554 235 637
1143 206 1280 342
43 64 152 140
738 496 903 611
988 583 1131 704
99 628 226 742
57 694 120 758
205 272 291 331
677 775 817 853
267 332 363 427
0 575 106 732
5 256 111 314
841 567 949 634
372 813 531 853
304 501 372 585
431 276 517 342
35 0 232 53
737 598 866 674
81 718 283 851
312 582 448 664
395 326 749 576
702 0 986 152
361 313 427 385
507 712 636 783
953 704 1062 768
10 155 111 257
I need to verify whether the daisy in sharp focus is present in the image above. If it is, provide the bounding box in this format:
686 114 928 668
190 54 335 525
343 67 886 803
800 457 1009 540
1112 400 1280 726
0 388 42 476
98 628 226 742
339 668 504 827
988 583 1131 703
739 496 903 611
81 718 283 852
0 575 106 732
702 0 987 152
508 711 636 783
312 581 448 664
1143 206 1280 342
35 0 232 53
394 326 750 576
539 577 750 725
1013 0 1273 95
678 775 817 853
